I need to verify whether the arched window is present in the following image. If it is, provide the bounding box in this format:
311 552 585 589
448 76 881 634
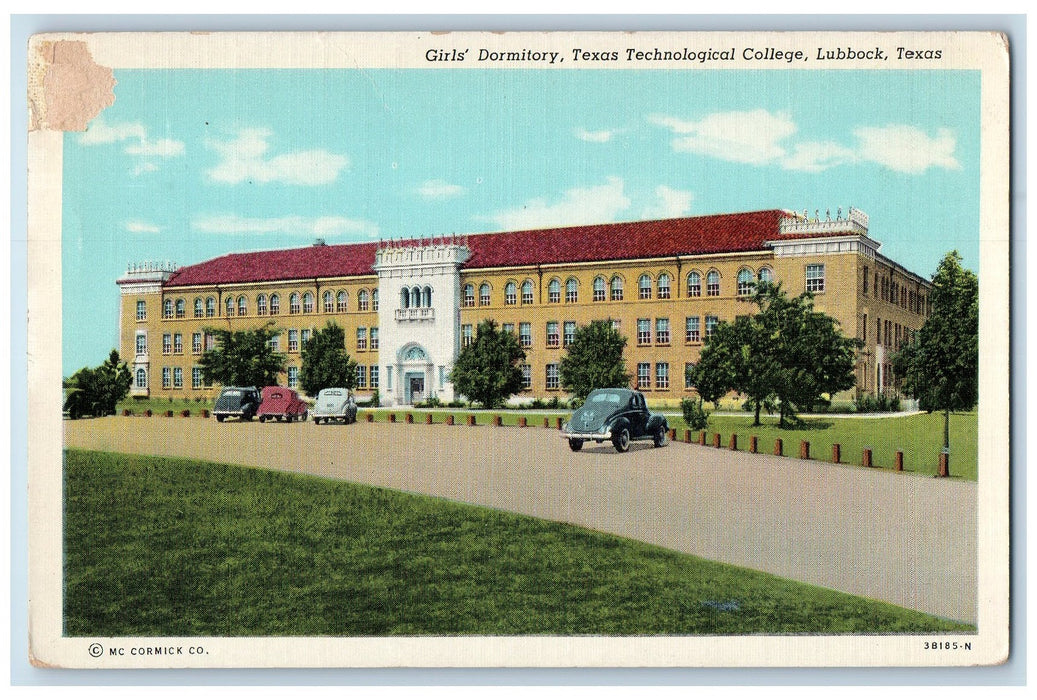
758 267 774 284
400 288 410 309
479 283 491 306
175 298 186 318
521 280 534 305
358 289 370 311
565 278 578 303
323 291 334 313
593 276 606 302
737 268 755 296
289 293 301 314
638 274 652 300
371 289 378 311
687 271 701 297
205 296 216 317
163 299 173 319
422 286 432 307
224 296 234 316
269 294 280 314
706 270 721 297
302 292 314 313
237 295 248 316
505 281 517 305
610 276 624 301
411 286 420 308
548 278 561 303
658 273 671 299
135 368 147 389
336 291 347 312
257 294 268 315
462 284 475 307
193 298 204 318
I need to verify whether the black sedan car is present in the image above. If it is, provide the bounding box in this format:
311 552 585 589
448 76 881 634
213 386 261 422
562 388 669 453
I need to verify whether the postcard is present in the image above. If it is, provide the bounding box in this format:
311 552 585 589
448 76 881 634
27 30 1009 668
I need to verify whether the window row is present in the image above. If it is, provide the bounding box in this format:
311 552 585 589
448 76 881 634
144 363 382 392
863 265 928 315
157 289 378 320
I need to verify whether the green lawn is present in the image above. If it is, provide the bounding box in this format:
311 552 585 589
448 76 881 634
64 449 972 637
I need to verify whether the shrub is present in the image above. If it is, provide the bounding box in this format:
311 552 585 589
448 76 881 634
854 392 902 413
681 398 710 431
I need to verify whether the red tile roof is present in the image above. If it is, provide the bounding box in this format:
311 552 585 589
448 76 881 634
164 210 847 288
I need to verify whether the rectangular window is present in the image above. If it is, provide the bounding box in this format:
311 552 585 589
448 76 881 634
288 329 299 352
546 321 560 347
162 367 171 389
462 324 473 348
268 334 280 352
135 332 147 356
521 364 532 390
355 365 366 388
438 366 444 388
637 362 651 389
287 366 299 388
173 334 183 354
136 300 147 321
173 367 183 389
162 334 172 354
370 365 379 389
863 266 870 295
192 332 202 354
637 318 651 345
563 321 576 347
685 363 696 389
545 363 560 390
370 327 379 350
192 367 203 389
655 318 670 345
356 327 367 351
655 362 669 389
301 328 311 348
610 319 621 332
519 322 532 348
205 333 215 351
502 323 515 335
386 366 393 390
705 315 718 339
862 313 868 343
685 316 701 343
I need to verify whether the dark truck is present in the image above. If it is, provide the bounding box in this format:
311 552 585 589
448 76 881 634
562 388 669 453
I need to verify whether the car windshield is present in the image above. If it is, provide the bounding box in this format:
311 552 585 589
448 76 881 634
588 392 624 408
324 390 341 396
222 390 241 397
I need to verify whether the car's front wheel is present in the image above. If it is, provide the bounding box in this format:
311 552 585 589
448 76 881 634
653 426 667 447
215 415 225 423
613 428 630 453
568 438 584 452
259 415 267 423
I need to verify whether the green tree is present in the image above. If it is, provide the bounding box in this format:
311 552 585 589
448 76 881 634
199 324 287 388
449 319 526 408
689 282 858 427
63 350 132 418
559 320 631 401
300 322 358 396
892 251 978 475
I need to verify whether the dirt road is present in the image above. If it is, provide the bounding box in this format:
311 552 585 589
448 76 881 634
64 416 977 623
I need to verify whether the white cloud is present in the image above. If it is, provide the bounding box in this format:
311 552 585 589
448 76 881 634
417 179 466 200
649 110 796 164
207 128 348 186
192 214 378 238
482 177 631 230
641 185 694 219
575 127 619 143
781 141 858 172
78 118 184 175
853 125 960 173
124 220 161 233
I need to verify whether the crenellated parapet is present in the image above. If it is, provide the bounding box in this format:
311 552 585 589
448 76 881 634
779 206 869 236
116 261 178 294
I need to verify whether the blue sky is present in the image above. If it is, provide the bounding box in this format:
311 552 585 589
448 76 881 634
62 68 980 375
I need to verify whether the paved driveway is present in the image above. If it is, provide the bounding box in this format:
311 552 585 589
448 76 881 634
64 417 977 623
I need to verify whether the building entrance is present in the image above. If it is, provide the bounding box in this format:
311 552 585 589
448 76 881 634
406 374 425 404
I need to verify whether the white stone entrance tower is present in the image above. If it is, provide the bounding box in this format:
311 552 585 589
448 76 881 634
373 240 469 406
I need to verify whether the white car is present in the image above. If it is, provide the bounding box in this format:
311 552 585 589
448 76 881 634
311 388 358 425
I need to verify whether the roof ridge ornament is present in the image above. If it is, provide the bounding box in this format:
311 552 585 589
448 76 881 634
780 206 868 236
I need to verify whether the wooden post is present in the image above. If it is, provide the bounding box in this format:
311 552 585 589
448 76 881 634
831 443 841 464
728 434 737 451
699 431 707 446
712 433 721 448
518 416 527 427
683 429 691 443
446 415 454 426
467 415 476 426
939 451 949 477
774 438 783 456
668 428 676 441
749 435 758 453
405 413 413 424
425 414 433 424
388 413 396 423
863 448 872 468
543 417 550 428
555 417 563 430
366 413 373 422
895 450 904 471
494 415 502 427
800 441 810 460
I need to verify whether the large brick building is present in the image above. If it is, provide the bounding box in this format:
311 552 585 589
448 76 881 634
117 207 931 406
